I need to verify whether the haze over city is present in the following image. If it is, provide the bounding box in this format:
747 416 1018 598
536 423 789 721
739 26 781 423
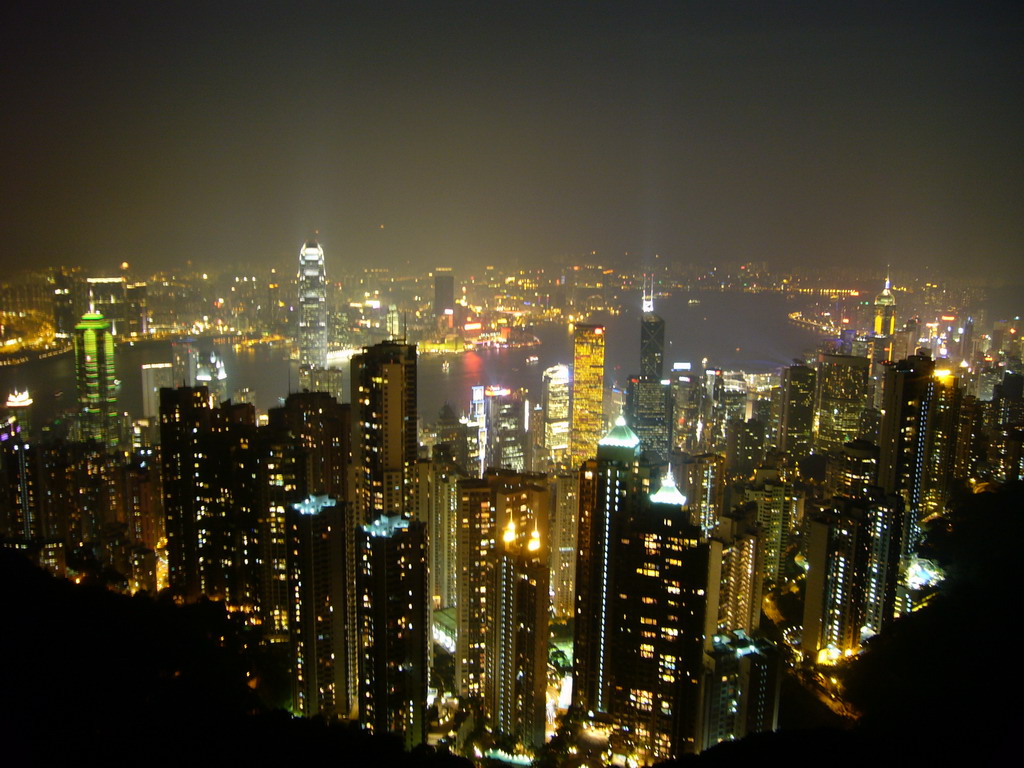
2 3 1022 765
2 1 1022 277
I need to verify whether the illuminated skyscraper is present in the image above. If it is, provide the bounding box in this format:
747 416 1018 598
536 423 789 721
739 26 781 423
878 355 961 558
570 323 605 466
541 364 570 460
814 353 870 453
779 364 815 458
873 275 897 337
74 311 118 449
573 416 642 717
640 275 665 380
350 340 418 523
491 496 549 749
357 514 428 748
288 494 348 719
297 239 328 370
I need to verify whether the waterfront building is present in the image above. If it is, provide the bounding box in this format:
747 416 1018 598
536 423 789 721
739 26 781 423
873 276 897 337
297 239 328 370
298 366 345 403
434 268 455 321
85 277 127 335
484 386 527 472
570 323 606 466
74 311 118 450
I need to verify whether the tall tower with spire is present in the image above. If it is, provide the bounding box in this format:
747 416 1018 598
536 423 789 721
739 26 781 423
640 274 665 379
297 239 328 370
873 274 896 337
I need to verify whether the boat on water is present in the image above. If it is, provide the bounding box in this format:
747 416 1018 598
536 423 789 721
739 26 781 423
525 355 539 365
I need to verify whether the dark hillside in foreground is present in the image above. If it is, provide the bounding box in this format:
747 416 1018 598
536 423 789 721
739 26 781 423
0 549 469 767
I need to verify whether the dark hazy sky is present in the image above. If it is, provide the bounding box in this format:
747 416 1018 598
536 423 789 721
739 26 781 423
2 1 1022 277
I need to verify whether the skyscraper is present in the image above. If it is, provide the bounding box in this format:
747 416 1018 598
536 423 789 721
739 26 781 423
74 311 118 449
640 276 665 380
570 323 605 466
541 364 570 461
297 239 328 370
492 510 549 749
288 494 348 719
878 355 961 558
814 353 870 453
350 340 418 524
433 267 455 320
873 275 896 337
573 416 642 716
779 364 815 458
357 514 428 749
160 386 212 603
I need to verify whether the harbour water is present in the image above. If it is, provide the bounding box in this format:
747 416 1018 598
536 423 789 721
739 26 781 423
0 291 826 425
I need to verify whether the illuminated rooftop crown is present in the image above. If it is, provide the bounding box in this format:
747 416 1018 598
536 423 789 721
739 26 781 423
598 414 641 449
874 275 895 307
649 469 687 507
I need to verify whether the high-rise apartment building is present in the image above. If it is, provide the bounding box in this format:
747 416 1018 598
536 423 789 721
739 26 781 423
288 494 348 719
570 323 605 466
802 494 903 662
357 514 428 749
297 239 328 370
742 468 802 585
74 311 118 449
455 470 549 704
350 340 418 524
491 509 549 749
878 355 961 557
268 391 350 500
159 387 213 603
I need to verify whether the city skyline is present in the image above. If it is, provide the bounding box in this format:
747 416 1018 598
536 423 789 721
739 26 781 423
2 3 1023 763
1 2 1022 278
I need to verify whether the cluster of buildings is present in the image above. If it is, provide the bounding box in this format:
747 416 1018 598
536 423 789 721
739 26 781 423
1 242 1022 763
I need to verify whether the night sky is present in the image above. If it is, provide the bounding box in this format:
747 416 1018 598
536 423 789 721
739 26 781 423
2 1 1022 277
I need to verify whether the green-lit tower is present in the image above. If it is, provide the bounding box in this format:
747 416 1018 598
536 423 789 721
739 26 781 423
74 311 118 449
